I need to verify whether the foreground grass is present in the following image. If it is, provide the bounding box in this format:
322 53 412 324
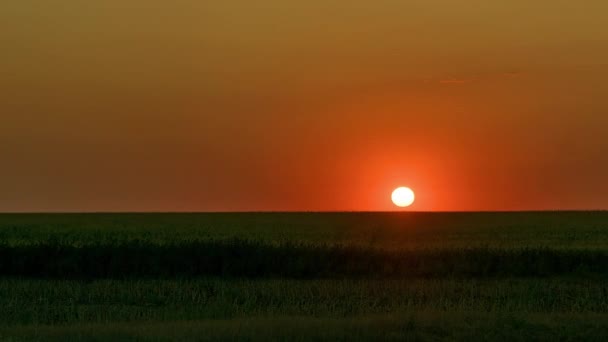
1 212 607 340
3 312 608 341
1 278 606 325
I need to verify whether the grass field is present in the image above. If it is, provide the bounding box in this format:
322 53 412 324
0 212 607 340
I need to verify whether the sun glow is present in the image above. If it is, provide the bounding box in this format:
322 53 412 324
391 187 415 207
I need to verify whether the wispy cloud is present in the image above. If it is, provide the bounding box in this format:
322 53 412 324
435 70 525 85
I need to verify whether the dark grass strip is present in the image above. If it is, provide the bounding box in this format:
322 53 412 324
1 240 607 279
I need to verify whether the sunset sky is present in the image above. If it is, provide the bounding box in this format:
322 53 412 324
2 1 608 211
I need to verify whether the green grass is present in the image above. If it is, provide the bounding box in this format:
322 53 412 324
4 312 608 341
0 212 607 340
1 241 608 278
0 278 607 326
1 212 607 249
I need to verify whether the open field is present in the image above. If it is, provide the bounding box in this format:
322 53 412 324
2 212 608 249
0 212 607 340
4 312 608 342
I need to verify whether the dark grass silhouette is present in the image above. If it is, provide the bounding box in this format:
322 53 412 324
1 240 607 278
1 212 608 340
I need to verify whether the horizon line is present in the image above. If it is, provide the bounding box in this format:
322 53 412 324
0 210 607 215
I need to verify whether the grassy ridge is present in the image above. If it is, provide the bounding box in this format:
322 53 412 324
1 240 608 278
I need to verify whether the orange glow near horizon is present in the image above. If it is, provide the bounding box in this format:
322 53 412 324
1 1 608 212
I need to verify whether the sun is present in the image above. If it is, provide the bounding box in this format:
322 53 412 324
391 187 415 207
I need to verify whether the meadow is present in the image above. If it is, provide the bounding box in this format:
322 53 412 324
0 212 607 340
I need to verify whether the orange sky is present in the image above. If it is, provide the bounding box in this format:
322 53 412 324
1 1 608 211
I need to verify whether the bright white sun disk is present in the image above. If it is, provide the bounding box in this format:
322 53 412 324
392 187 415 207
